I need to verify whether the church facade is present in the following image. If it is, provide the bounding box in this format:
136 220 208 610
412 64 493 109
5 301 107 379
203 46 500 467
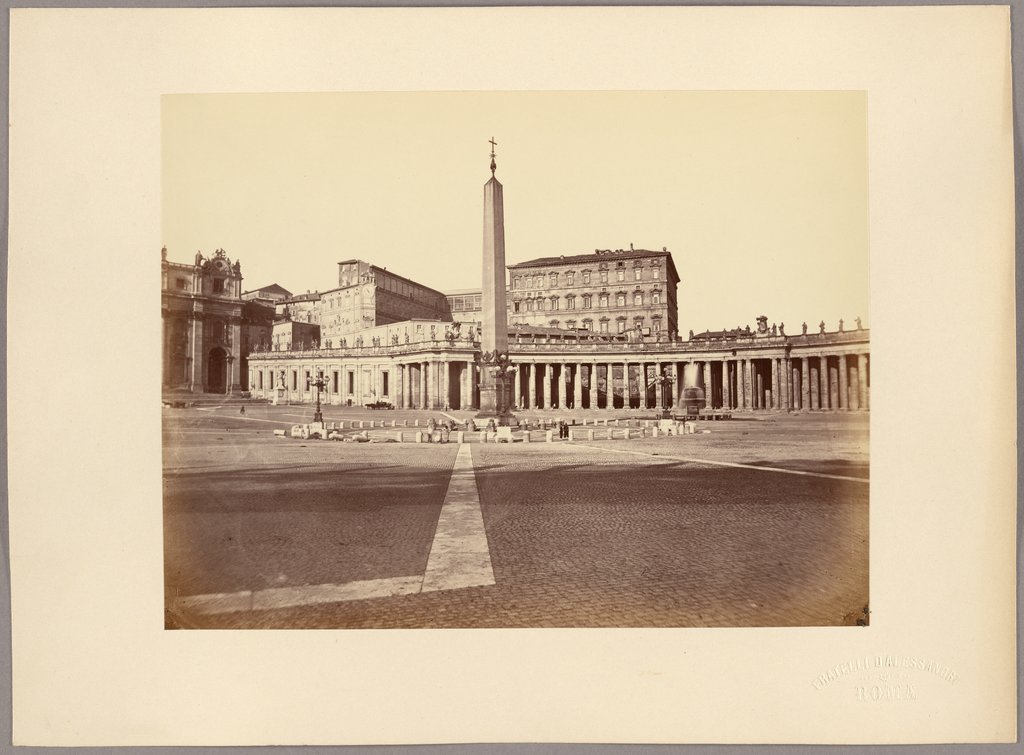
161 247 248 394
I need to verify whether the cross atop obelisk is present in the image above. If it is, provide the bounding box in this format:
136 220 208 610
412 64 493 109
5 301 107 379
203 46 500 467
489 137 497 176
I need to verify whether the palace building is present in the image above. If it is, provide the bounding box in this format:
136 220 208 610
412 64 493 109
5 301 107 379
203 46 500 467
164 158 869 413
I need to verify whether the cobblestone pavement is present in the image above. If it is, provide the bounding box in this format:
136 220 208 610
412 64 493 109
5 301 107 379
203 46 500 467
164 434 457 607
164 407 868 629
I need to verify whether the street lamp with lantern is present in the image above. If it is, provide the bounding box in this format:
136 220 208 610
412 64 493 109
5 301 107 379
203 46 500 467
307 371 329 423
647 366 677 419
478 350 518 424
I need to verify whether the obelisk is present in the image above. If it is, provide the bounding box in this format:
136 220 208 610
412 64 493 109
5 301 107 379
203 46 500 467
477 138 510 418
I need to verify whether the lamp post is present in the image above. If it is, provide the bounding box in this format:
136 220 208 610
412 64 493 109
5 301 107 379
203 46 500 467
479 350 517 424
647 367 676 419
307 371 329 423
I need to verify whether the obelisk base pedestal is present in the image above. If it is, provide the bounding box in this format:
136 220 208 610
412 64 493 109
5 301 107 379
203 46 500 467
476 380 517 426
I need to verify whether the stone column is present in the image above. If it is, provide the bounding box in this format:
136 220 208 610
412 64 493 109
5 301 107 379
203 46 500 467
720 361 730 410
780 358 789 411
422 360 431 409
800 357 810 411
809 363 819 410
702 361 712 410
604 363 613 408
228 317 242 393
858 354 869 410
838 355 849 410
395 365 404 409
188 312 204 392
829 362 839 409
589 362 598 409
542 364 551 408
848 365 860 411
439 360 449 409
770 358 779 410
572 363 582 409
556 363 566 409
819 356 830 410
527 362 536 409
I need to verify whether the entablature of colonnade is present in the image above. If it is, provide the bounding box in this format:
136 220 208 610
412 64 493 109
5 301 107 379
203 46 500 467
246 341 481 363
245 328 870 366
506 328 869 360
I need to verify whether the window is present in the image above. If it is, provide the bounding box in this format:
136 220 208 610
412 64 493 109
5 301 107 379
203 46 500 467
652 267 660 280
599 293 609 308
176 278 188 290
566 272 575 285
600 270 608 284
600 320 609 333
292 370 298 390
382 372 389 396
512 277 519 290
550 320 560 328
333 371 339 392
582 319 592 330
526 299 534 312
348 372 355 393
652 290 661 304
513 301 521 313
616 293 626 307
213 278 224 293
633 292 643 306
634 317 644 329
582 271 591 284
582 295 592 308
617 319 626 333
305 370 311 388
549 273 558 287
550 297 559 311
535 275 543 288
617 270 625 282
566 295 576 309
566 320 576 329
258 371 264 389
652 319 662 332
634 268 642 281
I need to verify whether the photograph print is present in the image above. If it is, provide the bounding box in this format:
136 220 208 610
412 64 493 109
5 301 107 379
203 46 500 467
160 91 870 629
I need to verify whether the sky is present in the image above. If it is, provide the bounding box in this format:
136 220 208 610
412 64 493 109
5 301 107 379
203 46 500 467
162 91 868 333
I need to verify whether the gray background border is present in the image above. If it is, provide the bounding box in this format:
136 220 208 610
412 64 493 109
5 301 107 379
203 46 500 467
0 1 1019 752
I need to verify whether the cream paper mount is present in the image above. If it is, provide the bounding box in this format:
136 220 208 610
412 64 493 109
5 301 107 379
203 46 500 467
7 6 1017 746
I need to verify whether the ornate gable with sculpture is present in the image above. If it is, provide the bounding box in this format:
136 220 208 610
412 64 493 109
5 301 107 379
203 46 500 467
161 247 248 394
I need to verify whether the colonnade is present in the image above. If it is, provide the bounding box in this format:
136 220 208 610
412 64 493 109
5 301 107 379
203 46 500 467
248 349 870 413
694 352 870 412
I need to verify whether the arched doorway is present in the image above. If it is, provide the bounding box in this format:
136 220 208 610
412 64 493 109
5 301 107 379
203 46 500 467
207 348 227 394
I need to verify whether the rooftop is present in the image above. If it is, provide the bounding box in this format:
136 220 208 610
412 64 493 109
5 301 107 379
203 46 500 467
510 247 671 269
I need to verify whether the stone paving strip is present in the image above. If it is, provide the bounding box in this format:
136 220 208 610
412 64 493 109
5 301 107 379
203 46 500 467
421 444 495 591
569 443 870 483
171 443 494 616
